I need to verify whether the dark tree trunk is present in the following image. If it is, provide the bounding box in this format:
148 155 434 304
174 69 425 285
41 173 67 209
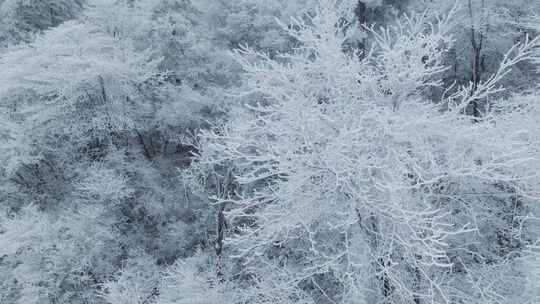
468 0 486 118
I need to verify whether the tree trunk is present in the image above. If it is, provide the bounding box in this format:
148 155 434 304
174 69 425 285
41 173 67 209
468 0 486 118
356 209 394 303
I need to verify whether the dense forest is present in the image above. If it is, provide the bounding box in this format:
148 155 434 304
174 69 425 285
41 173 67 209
0 0 539 303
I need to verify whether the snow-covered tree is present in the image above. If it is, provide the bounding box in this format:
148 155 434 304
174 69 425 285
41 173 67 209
101 252 160 304
409 0 540 101
1 0 539 303
197 1 540 303
0 0 84 47
0 204 117 303
0 1 218 302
